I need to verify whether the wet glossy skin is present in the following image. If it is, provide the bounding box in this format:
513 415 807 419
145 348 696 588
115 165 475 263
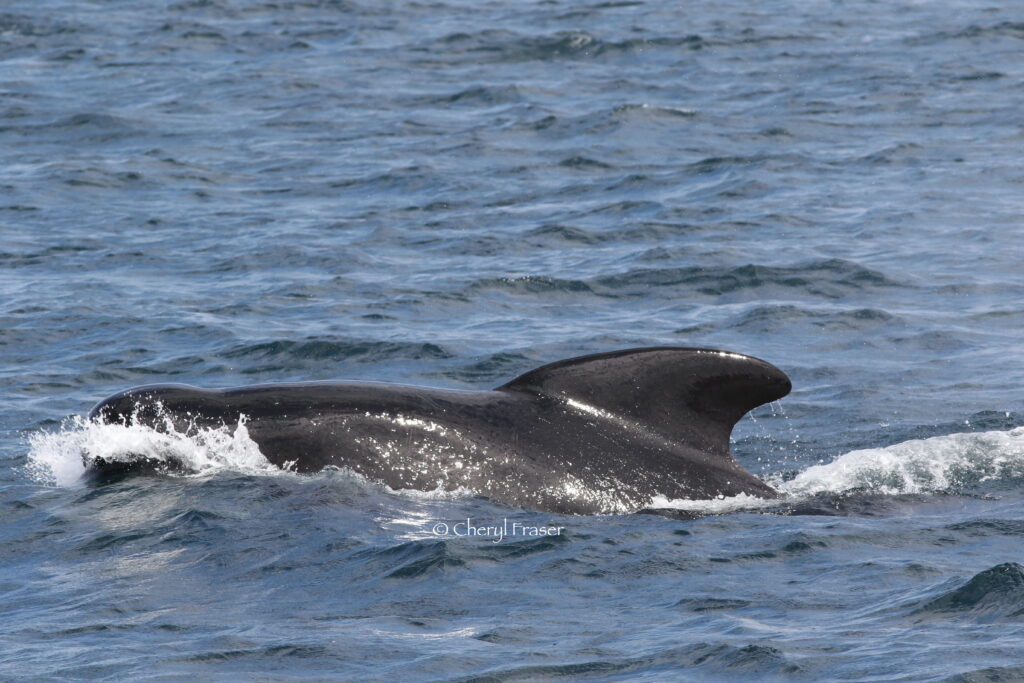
89 347 791 514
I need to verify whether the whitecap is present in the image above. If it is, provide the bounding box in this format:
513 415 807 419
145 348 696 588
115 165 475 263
25 414 277 487
648 427 1024 514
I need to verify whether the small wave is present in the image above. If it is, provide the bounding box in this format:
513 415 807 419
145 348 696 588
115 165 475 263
428 30 711 63
26 416 278 487
556 156 614 171
26 113 141 143
428 84 524 106
916 563 1024 620
468 275 593 295
0 12 75 38
445 352 535 383
462 258 900 302
650 428 1024 514
648 492 780 514
428 29 603 62
731 304 900 334
521 103 698 139
913 22 1024 45
775 427 1024 497
220 338 451 362
593 258 901 299
524 224 605 244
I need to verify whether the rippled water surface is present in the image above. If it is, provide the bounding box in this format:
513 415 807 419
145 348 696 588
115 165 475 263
3 0 1024 680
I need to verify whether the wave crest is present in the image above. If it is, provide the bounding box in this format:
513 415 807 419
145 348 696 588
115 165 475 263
774 427 1024 497
650 427 1024 514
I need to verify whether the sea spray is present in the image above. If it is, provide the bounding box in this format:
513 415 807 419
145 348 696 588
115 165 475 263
26 415 277 487
650 428 1024 513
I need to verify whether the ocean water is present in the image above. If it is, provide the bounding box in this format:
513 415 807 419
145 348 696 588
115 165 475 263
3 0 1024 679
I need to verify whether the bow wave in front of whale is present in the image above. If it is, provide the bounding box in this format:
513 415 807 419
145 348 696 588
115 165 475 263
86 346 791 514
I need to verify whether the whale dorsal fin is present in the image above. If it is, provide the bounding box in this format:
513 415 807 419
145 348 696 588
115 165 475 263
497 346 791 457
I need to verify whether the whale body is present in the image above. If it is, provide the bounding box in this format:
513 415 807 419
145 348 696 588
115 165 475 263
87 346 791 514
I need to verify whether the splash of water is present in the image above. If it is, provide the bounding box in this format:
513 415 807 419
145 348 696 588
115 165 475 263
651 427 1024 513
25 415 479 504
774 427 1024 497
25 415 277 487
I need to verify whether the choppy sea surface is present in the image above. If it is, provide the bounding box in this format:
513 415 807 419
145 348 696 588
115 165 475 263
3 0 1024 680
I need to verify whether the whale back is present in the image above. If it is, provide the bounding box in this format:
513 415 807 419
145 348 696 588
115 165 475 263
497 346 791 457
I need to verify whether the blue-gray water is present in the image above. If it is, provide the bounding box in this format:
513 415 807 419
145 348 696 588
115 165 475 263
3 0 1024 680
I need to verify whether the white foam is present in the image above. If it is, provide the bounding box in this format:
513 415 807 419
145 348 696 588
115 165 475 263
648 492 780 514
774 426 1024 497
649 427 1024 514
26 415 277 487
388 483 478 501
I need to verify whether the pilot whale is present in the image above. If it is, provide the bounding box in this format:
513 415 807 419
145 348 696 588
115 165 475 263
87 346 791 514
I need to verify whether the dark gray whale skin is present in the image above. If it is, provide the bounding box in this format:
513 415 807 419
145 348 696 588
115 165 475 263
87 347 791 514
